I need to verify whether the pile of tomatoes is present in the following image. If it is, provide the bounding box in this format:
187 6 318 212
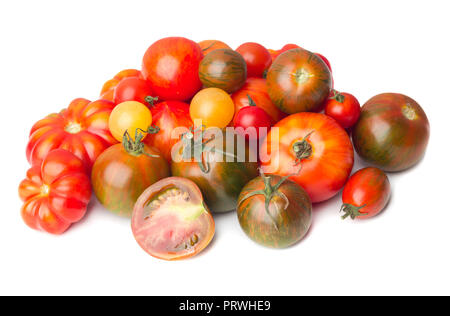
18 37 430 260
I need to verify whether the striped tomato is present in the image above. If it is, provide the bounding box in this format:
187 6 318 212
198 40 231 55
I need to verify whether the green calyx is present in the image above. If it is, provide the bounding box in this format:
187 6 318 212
247 94 257 106
122 126 160 157
340 203 368 220
330 90 345 103
293 131 314 165
145 96 159 106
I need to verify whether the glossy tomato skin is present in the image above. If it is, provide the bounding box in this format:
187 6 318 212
269 44 301 61
142 37 203 101
113 77 155 105
198 40 231 55
26 98 118 171
260 112 354 203
171 130 259 213
100 69 141 102
236 42 272 78
352 93 430 172
18 149 91 235
132 177 215 261
199 48 247 93
91 143 170 217
267 48 332 114
190 88 235 129
315 53 332 72
144 101 193 162
324 91 361 129
234 106 272 140
341 167 391 219
231 77 286 125
237 175 312 248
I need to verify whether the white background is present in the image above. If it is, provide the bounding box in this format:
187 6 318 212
1 0 449 296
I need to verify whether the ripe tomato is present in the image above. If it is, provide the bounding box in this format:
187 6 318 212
141 37 203 101
315 53 332 72
234 101 272 140
26 98 118 171
190 88 235 128
108 101 152 142
144 101 193 162
231 77 286 125
18 149 91 235
171 129 259 213
91 135 170 217
260 112 354 203
199 48 247 93
267 48 332 114
237 172 312 248
324 90 361 129
341 167 391 220
198 40 231 55
100 69 141 102
132 177 215 260
269 44 301 61
236 42 272 78
352 93 430 171
113 77 157 105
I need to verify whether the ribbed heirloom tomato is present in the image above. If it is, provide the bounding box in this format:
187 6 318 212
142 37 203 101
267 48 332 114
100 69 141 102
260 112 354 203
18 149 91 235
132 177 215 260
26 98 118 170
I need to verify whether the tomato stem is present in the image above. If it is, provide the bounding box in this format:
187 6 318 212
122 126 160 157
340 203 368 220
293 131 314 164
330 90 345 103
247 94 257 106
145 96 159 106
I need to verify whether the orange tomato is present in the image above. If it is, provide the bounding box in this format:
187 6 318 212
190 88 235 128
198 40 231 56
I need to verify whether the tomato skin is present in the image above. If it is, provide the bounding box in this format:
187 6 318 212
237 175 312 248
143 101 192 162
234 106 272 140
198 40 231 55
100 69 141 102
171 130 259 213
341 167 391 219
199 48 247 94
236 42 272 78
352 93 430 172
315 53 332 72
190 88 235 128
260 112 354 203
132 177 215 261
26 98 118 171
113 77 155 105
18 149 92 235
231 77 286 125
141 37 203 101
324 91 361 129
91 143 170 217
267 48 332 114
108 101 153 142
269 44 301 61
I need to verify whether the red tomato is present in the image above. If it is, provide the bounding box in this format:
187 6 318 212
100 69 141 102
144 101 193 162
236 42 272 77
26 98 118 170
231 77 286 125
315 53 332 72
141 37 203 101
324 90 361 129
341 167 391 219
113 77 157 106
260 112 354 203
234 101 272 140
269 44 302 61
18 149 92 235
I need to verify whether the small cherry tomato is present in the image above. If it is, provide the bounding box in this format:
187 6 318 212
198 40 231 55
341 167 391 220
100 69 141 101
236 42 272 78
325 90 361 129
109 101 152 142
234 96 272 140
113 77 157 106
132 177 215 260
190 88 235 128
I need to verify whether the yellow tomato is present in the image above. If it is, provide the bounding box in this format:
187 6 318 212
190 88 234 128
109 101 152 141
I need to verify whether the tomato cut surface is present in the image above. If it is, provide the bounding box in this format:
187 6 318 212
132 177 215 261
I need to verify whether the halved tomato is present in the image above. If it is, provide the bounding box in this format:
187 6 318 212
132 177 215 261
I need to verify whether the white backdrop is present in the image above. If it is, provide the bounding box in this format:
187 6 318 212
1 0 449 296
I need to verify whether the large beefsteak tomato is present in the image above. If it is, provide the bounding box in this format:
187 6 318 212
18 149 92 235
260 112 354 203
26 98 118 170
